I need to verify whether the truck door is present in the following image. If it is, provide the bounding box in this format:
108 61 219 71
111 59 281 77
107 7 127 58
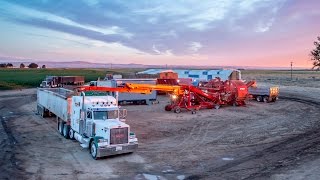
85 111 94 137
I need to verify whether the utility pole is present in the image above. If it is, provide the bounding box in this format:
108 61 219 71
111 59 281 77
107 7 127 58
290 61 293 80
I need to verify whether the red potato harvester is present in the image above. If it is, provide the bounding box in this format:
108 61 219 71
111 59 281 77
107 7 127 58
77 78 250 114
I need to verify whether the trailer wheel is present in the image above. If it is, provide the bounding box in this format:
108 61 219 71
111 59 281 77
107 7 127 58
263 96 269 103
90 141 98 160
256 96 263 102
38 106 45 118
69 128 75 140
63 125 70 139
173 107 181 113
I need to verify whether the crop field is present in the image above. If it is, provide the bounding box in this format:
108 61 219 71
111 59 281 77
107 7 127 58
0 68 143 90
1 68 319 90
242 70 320 88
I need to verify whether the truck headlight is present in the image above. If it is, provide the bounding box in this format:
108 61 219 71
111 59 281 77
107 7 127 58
98 139 108 143
98 139 109 147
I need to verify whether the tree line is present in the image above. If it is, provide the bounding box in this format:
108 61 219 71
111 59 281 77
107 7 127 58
0 63 46 68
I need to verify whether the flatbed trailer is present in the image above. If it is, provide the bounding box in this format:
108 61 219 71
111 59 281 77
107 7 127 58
248 86 279 102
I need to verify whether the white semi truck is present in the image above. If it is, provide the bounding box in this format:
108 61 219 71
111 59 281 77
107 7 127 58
37 88 138 159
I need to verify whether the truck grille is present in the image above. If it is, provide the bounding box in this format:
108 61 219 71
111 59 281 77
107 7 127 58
110 127 128 145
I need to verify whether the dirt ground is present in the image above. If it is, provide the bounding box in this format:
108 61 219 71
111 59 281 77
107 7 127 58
1 74 320 180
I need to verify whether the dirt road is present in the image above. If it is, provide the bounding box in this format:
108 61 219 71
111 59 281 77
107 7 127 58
0 87 320 179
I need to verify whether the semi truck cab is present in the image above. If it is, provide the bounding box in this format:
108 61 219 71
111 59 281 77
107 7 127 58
71 95 138 159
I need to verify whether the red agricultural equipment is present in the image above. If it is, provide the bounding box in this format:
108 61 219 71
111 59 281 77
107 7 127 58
198 77 249 106
78 78 249 113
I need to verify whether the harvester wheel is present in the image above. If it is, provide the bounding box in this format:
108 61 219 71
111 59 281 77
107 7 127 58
174 107 181 113
256 96 263 102
191 110 196 114
214 105 220 109
263 96 269 103
165 104 172 111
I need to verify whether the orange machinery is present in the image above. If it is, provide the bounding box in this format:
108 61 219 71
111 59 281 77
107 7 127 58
78 79 249 113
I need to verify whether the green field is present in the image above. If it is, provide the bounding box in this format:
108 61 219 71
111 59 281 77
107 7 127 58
0 68 143 90
1 68 319 90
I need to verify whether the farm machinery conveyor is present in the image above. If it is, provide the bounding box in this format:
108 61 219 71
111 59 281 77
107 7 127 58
77 78 249 113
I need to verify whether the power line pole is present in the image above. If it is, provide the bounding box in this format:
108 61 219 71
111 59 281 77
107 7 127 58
290 61 293 80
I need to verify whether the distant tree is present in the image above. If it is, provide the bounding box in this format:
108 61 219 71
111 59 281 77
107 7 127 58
28 63 38 68
6 63 13 68
41 64 46 68
20 63 25 68
310 36 320 70
0 63 7 68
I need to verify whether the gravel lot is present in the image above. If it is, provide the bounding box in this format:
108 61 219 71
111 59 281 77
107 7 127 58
1 77 320 179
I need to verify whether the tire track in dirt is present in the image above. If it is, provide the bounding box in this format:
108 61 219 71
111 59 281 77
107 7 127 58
0 95 35 179
185 96 320 180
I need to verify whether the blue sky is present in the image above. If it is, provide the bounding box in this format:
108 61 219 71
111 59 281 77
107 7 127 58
0 0 319 67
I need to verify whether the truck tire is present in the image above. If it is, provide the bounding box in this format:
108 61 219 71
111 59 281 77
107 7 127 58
263 96 269 103
69 128 75 140
63 125 70 139
58 120 64 135
256 96 263 102
90 141 98 160
38 106 45 118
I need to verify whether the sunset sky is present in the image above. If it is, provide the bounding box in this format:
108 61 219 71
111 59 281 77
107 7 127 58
0 0 319 68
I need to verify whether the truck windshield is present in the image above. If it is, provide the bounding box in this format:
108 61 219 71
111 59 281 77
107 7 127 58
93 110 118 120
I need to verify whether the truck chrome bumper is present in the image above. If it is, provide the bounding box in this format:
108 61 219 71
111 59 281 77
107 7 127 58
97 143 138 157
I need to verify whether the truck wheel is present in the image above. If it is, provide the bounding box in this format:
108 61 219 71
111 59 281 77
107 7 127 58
256 96 263 102
63 125 70 139
263 96 269 103
58 121 64 135
90 141 98 160
39 107 45 118
69 128 75 140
